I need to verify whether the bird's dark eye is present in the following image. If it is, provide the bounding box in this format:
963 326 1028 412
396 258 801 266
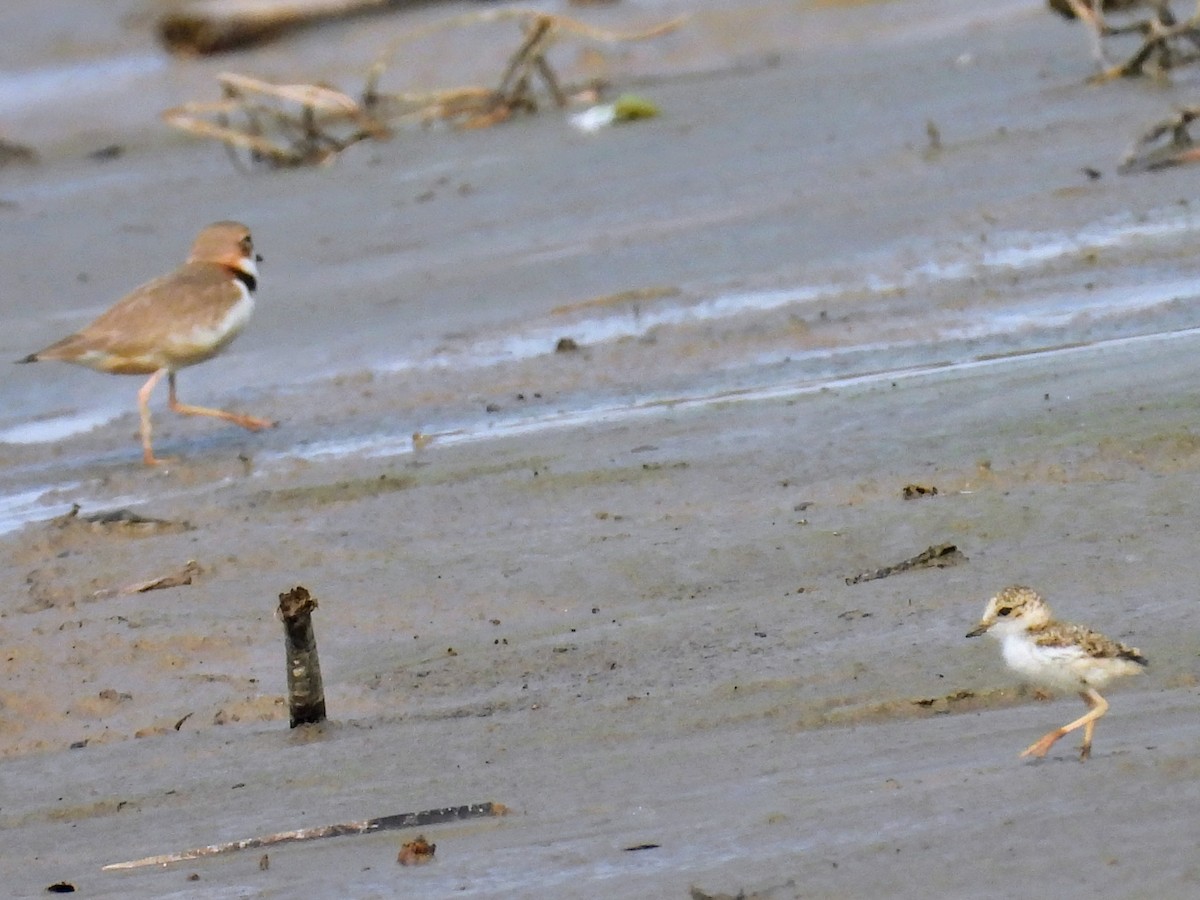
997 606 1012 617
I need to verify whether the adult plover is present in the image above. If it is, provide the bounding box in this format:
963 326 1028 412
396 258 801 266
18 221 274 465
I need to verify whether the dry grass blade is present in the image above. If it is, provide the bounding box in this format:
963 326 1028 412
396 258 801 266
219 72 362 113
217 72 389 136
163 72 389 167
163 104 304 163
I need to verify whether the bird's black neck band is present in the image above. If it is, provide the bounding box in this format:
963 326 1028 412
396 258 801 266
234 270 257 293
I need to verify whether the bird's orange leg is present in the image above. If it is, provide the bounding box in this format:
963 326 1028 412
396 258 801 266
1020 688 1109 761
137 368 170 466
167 372 275 432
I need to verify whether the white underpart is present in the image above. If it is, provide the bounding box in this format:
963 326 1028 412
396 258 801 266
185 279 254 353
1000 632 1092 693
990 619 1137 693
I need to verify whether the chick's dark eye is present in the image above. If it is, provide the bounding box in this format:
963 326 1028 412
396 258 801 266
997 606 1012 617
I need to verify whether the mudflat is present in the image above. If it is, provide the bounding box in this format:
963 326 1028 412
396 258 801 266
2 1 1200 897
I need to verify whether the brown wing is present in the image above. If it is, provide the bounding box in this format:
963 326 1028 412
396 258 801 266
1033 622 1147 666
29 262 247 374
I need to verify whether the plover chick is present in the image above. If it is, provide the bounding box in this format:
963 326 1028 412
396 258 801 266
967 585 1146 760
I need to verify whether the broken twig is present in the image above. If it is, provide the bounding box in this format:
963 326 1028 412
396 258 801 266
163 71 389 168
1050 0 1200 79
163 9 684 166
159 0 401 56
51 504 189 534
278 585 326 727
1119 104 1200 171
122 560 203 594
102 801 508 870
845 542 966 585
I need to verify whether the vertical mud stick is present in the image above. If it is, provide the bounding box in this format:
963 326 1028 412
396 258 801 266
278 586 327 727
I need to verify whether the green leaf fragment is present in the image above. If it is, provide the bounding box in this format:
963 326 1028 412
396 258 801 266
612 94 659 122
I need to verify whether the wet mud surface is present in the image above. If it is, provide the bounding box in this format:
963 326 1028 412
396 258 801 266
2 0 1200 897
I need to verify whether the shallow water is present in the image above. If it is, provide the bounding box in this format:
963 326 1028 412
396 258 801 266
4 194 1199 533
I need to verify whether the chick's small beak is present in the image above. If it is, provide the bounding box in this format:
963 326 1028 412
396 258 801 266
256 253 264 263
965 623 988 638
